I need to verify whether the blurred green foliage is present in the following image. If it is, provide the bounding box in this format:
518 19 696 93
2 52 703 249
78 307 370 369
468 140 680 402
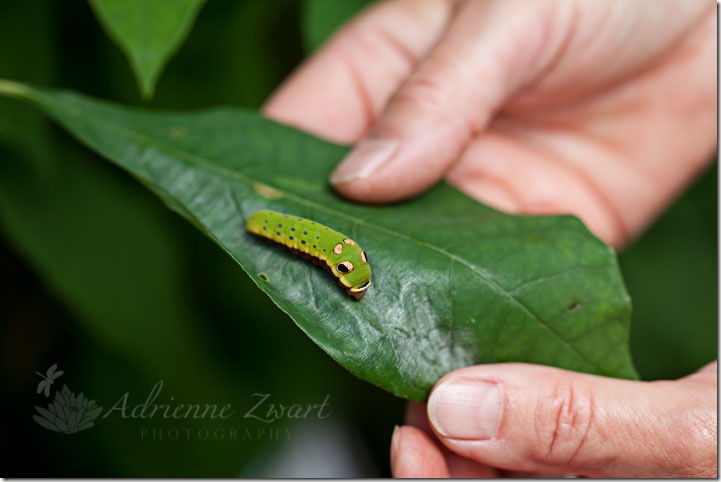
621 164 717 381
0 0 715 477
89 0 207 98
302 0 371 52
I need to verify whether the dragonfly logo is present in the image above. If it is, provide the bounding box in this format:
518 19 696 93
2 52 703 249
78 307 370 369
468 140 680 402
32 364 103 434
36 364 63 397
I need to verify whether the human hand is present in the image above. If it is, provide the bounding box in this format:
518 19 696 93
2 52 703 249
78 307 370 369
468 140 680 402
390 362 717 477
264 0 716 248
263 0 717 477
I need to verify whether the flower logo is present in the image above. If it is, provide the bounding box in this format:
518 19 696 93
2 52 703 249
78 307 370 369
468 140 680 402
32 367 103 434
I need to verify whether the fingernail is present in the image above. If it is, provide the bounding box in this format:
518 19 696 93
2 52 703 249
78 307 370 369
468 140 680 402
428 379 502 440
330 138 398 184
390 425 401 470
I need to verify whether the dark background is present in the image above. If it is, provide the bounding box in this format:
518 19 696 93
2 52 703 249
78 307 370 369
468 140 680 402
0 0 716 476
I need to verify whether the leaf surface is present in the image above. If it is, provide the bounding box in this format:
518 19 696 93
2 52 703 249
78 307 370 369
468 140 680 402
0 80 637 401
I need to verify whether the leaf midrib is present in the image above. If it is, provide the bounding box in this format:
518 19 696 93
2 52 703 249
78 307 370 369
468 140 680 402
34 88 602 372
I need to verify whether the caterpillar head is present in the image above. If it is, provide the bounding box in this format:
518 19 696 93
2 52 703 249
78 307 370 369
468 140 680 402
330 239 371 300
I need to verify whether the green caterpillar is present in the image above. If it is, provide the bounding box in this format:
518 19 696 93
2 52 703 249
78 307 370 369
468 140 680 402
246 209 371 300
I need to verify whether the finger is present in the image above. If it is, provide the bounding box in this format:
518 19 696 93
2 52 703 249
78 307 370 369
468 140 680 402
330 0 571 203
443 125 632 248
683 360 717 384
403 403 501 477
263 0 452 143
391 425 450 478
445 452 500 478
446 6 717 249
426 363 717 477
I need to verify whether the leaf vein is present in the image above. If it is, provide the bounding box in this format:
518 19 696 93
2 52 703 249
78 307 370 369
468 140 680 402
39 92 604 371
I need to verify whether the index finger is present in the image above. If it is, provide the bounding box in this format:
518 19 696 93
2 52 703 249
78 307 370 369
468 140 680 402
262 0 452 143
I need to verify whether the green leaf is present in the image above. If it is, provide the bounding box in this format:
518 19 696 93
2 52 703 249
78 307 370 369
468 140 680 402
301 0 371 52
0 80 637 401
88 0 206 99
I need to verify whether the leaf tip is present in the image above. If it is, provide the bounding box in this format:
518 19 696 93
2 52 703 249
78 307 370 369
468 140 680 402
0 78 33 100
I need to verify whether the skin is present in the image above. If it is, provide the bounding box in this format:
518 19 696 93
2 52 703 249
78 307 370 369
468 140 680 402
262 0 717 477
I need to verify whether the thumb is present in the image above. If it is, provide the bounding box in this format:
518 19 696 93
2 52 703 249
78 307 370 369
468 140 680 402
330 1 554 203
426 362 717 478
